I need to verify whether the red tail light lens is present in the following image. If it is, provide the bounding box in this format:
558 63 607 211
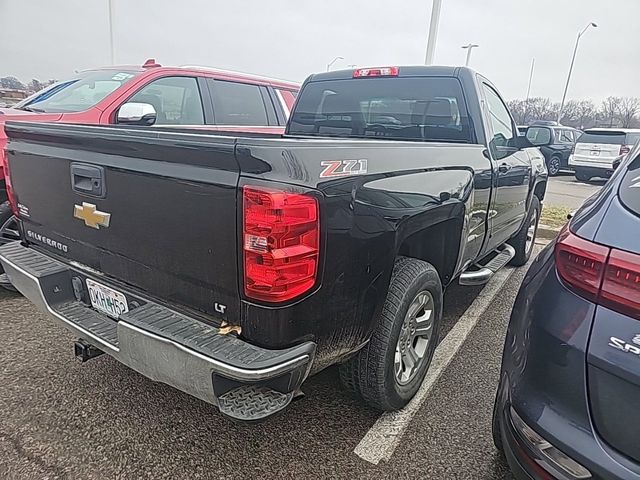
600 249 640 320
620 145 631 156
353 67 399 78
1 148 18 216
243 186 319 302
556 228 640 319
555 228 609 302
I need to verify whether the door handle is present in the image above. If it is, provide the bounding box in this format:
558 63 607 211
498 163 511 173
71 163 106 198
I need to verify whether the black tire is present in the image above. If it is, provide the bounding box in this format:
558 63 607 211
508 196 540 267
0 202 17 275
492 399 504 453
339 257 442 411
575 170 591 182
547 155 561 176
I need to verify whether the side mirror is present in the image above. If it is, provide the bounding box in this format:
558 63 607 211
515 134 534 149
117 102 157 126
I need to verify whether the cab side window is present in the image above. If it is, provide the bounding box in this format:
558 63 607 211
128 76 204 125
207 80 268 126
556 129 574 144
483 84 515 160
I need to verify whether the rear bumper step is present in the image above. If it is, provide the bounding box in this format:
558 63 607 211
0 241 315 422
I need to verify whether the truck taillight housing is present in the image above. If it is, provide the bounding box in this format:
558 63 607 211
0 148 18 216
555 227 640 320
620 145 631 156
243 186 319 302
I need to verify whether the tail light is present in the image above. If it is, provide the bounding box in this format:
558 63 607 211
353 67 399 78
600 249 640 320
0 148 18 216
243 186 319 302
555 227 640 319
620 145 631 156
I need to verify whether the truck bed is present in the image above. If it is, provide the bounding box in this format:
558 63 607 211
5 120 491 358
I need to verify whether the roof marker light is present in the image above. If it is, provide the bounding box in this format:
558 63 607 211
142 58 161 68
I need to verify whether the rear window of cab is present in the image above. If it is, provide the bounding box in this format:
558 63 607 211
288 76 472 143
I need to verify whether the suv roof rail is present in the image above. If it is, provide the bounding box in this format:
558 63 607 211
531 120 559 126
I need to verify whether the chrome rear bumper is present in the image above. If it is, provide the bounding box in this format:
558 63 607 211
0 241 315 421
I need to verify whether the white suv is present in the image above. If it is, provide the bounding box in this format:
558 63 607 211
570 128 640 181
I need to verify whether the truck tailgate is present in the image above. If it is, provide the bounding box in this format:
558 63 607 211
5 122 241 322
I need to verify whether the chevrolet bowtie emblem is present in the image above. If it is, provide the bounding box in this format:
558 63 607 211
73 202 111 229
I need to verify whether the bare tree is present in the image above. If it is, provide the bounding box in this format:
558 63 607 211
0 76 25 90
575 100 597 129
527 97 557 122
27 79 44 92
507 99 526 124
601 96 622 127
619 97 640 128
558 100 581 126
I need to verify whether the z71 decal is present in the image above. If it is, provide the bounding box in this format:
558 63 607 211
320 159 368 178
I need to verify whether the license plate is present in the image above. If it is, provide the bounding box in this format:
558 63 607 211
86 278 129 319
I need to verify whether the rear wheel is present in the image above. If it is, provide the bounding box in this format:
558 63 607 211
0 202 19 275
575 170 592 182
339 257 442 411
508 196 540 267
492 397 504 453
547 155 561 176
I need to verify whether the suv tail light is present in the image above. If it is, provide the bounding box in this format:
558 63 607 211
620 145 631 156
600 249 640 320
555 228 640 319
243 186 319 302
0 148 18 216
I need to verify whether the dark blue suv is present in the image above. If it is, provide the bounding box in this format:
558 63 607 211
493 145 640 479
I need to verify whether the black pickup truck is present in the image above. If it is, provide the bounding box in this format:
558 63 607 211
0 66 546 422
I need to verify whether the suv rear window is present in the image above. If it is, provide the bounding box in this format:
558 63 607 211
578 131 628 145
620 156 640 217
288 77 472 143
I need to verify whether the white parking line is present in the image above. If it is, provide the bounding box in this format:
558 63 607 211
354 266 517 465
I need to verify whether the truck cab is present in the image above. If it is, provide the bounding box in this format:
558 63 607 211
0 66 546 422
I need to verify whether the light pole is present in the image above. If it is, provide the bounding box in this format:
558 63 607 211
557 22 598 122
461 43 479 66
326 56 344 71
523 57 536 124
108 0 115 64
424 0 443 65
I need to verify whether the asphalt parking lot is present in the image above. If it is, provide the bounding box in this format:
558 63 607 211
0 249 538 480
0 172 601 480
545 172 604 209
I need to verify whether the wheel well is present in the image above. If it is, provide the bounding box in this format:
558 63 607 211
534 181 546 202
397 218 462 285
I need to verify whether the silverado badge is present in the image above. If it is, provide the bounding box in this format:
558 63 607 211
73 202 111 229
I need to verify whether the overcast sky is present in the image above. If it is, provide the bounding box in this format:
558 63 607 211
1 0 638 102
